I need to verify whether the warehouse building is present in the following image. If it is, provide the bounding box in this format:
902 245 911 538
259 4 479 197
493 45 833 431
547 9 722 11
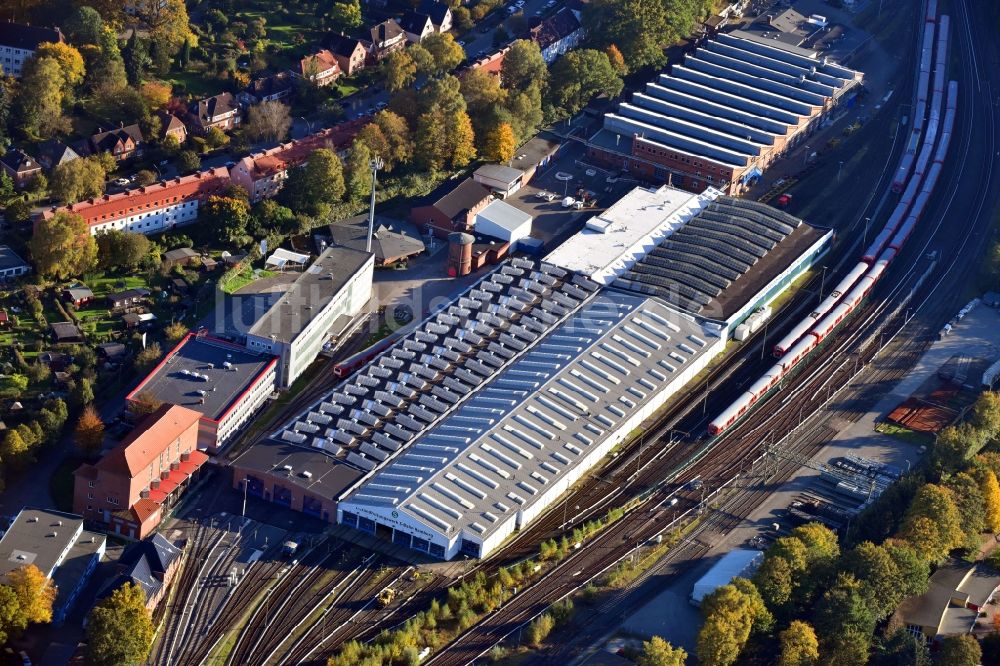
546 184 831 333
586 31 862 194
244 246 374 387
127 334 278 452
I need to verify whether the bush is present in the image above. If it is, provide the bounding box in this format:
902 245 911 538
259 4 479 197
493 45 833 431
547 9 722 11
526 612 555 646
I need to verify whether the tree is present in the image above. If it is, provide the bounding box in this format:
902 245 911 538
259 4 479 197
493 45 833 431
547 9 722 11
971 390 1000 437
75 406 105 456
130 391 163 417
344 140 373 203
0 585 22 645
898 484 964 562
977 468 1000 532
134 343 163 371
96 230 151 271
409 43 435 75
482 122 517 162
29 211 98 279
16 56 70 139
935 423 987 472
504 84 544 141
812 574 876 662
935 635 981 666
384 50 417 93
177 149 200 173
373 110 413 169
135 169 157 186
164 321 188 342
86 27 128 93
7 565 55 626
1 430 28 464
753 551 795 611
778 621 819 666
501 40 548 93
944 472 986 551
132 0 191 72
140 80 171 111
730 577 773 633
50 156 107 204
205 126 229 150
526 612 554 647
85 582 154 666
461 69 506 116
202 195 251 247
548 49 623 118
35 42 86 95
453 6 473 31
329 0 363 33
840 542 906 620
423 33 466 74
244 100 292 143
72 377 95 410
122 33 151 86
251 199 297 236
281 148 345 216
606 44 628 74
872 628 932 666
583 0 677 70
697 584 756 666
637 636 687 666
65 6 105 45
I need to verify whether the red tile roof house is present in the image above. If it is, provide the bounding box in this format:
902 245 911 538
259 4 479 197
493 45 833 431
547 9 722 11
89 124 144 161
229 118 366 202
73 405 209 540
324 34 368 76
188 92 242 133
37 166 231 236
299 49 341 86
410 177 493 239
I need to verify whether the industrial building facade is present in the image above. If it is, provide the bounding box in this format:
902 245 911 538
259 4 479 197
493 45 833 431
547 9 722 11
586 31 862 195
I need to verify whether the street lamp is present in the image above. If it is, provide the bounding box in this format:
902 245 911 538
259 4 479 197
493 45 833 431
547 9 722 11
862 216 871 247
366 155 384 253
298 116 314 136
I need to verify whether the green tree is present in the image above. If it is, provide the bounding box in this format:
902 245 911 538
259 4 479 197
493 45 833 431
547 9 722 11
16 56 70 139
65 6 105 45
504 84 544 141
244 100 292 143
50 156 107 204
287 148 346 216
86 27 128 93
205 126 229 150
637 636 687 666
135 169 156 186
871 628 931 666
72 377 95 410
177 149 200 173
96 229 151 271
372 110 413 170
1 430 28 464
75 406 105 456
132 0 191 72
898 484 964 562
970 390 1000 438
122 32 151 86
461 69 506 116
29 211 98 279
35 42 86 97
384 49 417 93
778 621 819 666
840 542 905 620
697 583 755 666
85 582 154 666
329 0 363 33
344 139 373 203
501 40 548 93
0 585 22 645
548 49 623 117
935 423 987 472
251 199 297 236
526 612 554 647
453 6 473 31
753 550 795 611
811 574 876 662
423 33 466 74
202 195 251 247
935 635 981 666
129 391 163 417
481 122 517 162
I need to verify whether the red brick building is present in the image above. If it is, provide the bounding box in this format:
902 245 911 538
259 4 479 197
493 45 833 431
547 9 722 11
73 405 208 540
410 177 492 239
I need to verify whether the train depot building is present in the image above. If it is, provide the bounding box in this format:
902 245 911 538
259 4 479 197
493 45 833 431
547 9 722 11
231 184 831 560
586 31 862 195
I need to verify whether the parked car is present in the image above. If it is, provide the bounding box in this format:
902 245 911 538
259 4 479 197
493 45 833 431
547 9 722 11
561 196 576 208
114 177 129 186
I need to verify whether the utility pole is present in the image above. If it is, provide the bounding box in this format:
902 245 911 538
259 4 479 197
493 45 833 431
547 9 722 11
367 155 384 253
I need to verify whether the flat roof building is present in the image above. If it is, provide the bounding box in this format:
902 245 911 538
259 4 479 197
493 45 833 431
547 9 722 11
0 508 105 625
586 31 862 195
245 246 374 387
126 334 277 452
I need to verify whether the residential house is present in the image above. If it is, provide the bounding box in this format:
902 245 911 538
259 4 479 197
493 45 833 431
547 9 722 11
72 405 209 540
38 167 231 236
36 140 80 171
324 34 368 76
189 92 241 133
97 534 182 611
0 22 63 78
529 7 584 63
400 11 434 44
241 71 294 105
299 49 341 86
51 321 84 343
90 125 144 161
898 558 1000 643
0 508 105 625
122 312 157 330
97 341 128 362
409 177 493 238
0 148 42 187
229 118 366 202
63 286 94 306
106 288 150 309
158 111 188 144
0 245 30 280
467 46 510 78
367 20 407 62
417 0 453 33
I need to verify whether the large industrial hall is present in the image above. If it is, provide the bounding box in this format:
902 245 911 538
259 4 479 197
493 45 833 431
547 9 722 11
231 182 831 560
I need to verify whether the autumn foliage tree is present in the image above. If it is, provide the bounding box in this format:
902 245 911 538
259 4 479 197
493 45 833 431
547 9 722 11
898 483 964 562
29 211 99 279
482 122 517 162
637 636 686 666
75 406 105 456
86 582 154 666
129 391 164 417
777 621 818 666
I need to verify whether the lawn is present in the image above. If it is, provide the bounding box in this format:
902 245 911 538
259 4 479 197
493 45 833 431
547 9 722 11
219 265 275 294
874 420 935 447
168 69 220 98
